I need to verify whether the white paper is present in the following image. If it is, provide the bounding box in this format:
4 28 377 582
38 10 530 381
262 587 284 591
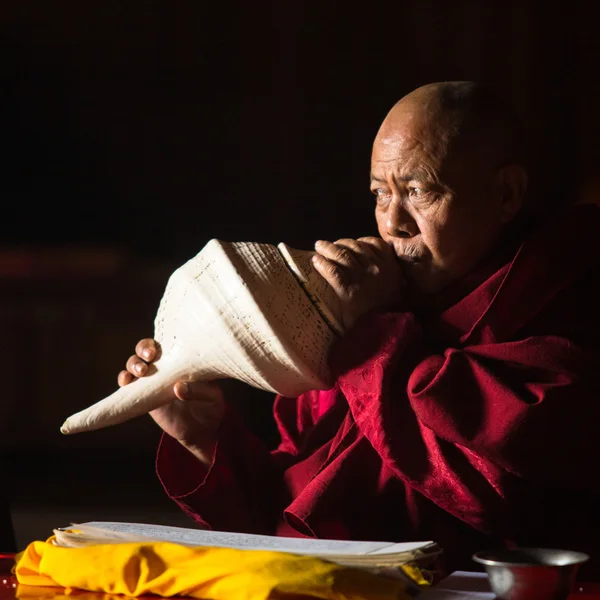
71 521 433 557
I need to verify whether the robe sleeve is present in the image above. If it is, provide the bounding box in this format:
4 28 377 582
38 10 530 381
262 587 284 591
155 393 320 534
332 310 600 533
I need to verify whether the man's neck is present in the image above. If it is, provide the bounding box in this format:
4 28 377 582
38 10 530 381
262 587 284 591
410 215 532 314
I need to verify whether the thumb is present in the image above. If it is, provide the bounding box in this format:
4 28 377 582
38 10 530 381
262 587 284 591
173 380 222 403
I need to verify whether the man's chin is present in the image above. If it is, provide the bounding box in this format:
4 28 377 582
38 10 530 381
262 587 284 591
403 264 448 297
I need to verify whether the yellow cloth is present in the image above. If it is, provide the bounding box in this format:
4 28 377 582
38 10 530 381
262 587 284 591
14 538 428 600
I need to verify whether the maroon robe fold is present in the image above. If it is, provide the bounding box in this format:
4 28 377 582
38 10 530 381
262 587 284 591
156 203 600 578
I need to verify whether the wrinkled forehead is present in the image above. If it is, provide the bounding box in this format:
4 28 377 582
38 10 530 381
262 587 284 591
371 108 450 174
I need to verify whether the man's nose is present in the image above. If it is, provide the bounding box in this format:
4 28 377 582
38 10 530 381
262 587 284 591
386 200 418 238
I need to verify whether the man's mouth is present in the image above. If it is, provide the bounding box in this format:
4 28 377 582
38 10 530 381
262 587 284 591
393 244 424 263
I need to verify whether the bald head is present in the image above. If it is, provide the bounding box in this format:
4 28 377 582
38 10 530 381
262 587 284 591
377 81 526 168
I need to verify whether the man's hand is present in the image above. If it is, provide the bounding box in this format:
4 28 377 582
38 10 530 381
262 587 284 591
311 236 404 329
118 338 225 467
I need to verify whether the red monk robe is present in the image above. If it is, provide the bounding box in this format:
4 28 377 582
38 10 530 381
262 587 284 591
156 203 600 577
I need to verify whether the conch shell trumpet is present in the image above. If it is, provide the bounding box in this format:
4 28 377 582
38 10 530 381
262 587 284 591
60 240 344 435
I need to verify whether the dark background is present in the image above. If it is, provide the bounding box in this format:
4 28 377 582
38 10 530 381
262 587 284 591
1 0 600 550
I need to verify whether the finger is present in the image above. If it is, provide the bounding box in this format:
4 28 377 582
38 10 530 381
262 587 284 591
118 370 135 387
173 380 223 403
126 354 149 377
174 381 192 401
357 236 396 260
311 254 347 292
135 338 160 362
314 240 361 269
334 238 379 266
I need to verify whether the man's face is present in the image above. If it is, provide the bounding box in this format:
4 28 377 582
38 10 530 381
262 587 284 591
371 107 509 294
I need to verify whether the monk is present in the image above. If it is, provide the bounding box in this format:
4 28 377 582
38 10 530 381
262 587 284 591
118 81 600 576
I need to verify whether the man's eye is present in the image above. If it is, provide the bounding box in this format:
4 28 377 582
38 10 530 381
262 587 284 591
372 188 391 201
409 187 422 196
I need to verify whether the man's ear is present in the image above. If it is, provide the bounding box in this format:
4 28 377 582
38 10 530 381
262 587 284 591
497 164 528 223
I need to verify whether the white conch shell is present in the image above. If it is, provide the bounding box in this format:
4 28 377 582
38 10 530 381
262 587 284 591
60 240 344 435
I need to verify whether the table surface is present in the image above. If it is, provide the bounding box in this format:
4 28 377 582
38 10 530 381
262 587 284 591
419 571 600 600
3 554 600 599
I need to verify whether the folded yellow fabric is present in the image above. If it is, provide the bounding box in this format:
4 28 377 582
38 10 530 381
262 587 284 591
14 538 427 600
